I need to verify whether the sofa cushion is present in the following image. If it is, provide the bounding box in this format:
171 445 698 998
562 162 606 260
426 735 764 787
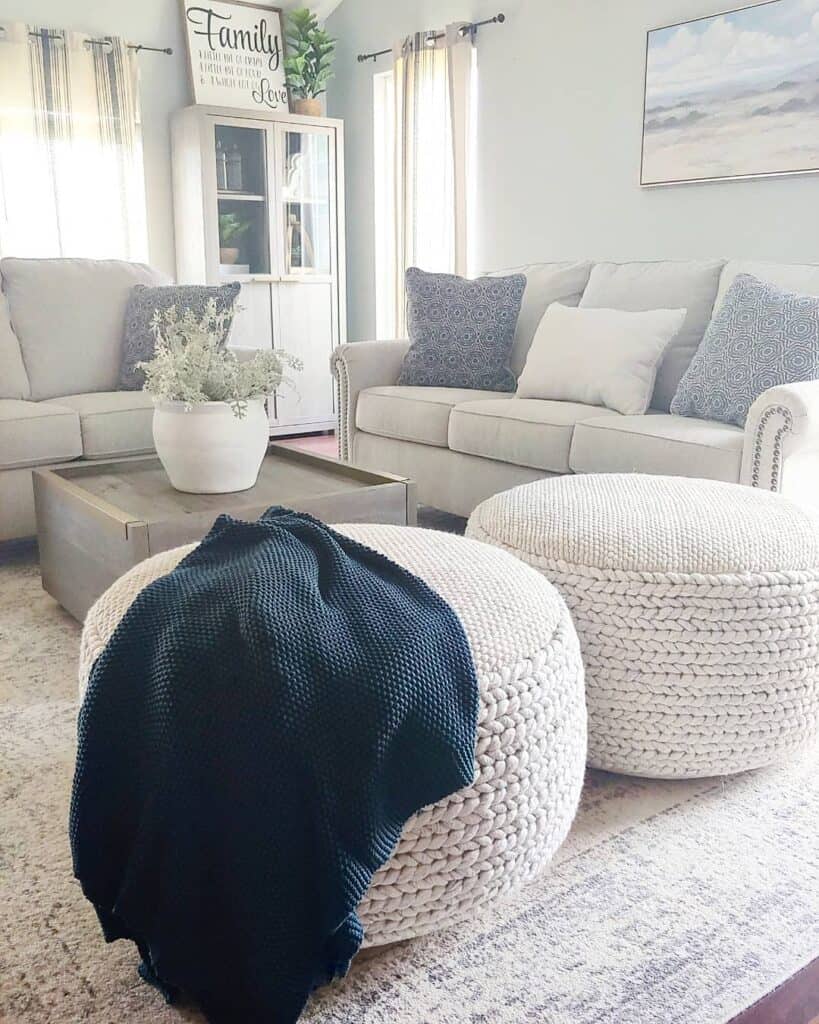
44 391 155 459
0 292 30 400
120 282 241 390
517 304 686 416
488 262 593 376
0 399 82 469
716 260 819 310
579 260 724 412
0 258 168 401
569 411 744 482
449 398 609 473
671 274 819 428
356 386 512 447
398 268 526 391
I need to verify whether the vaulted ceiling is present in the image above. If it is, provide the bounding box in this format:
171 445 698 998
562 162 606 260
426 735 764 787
278 0 344 22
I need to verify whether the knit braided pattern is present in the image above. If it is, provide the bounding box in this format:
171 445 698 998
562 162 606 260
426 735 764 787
467 474 819 779
78 525 587 947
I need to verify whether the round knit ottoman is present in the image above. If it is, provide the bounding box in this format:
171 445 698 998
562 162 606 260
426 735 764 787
78 524 587 947
467 474 819 779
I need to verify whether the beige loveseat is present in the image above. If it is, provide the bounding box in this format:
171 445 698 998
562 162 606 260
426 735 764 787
0 257 168 541
333 259 819 517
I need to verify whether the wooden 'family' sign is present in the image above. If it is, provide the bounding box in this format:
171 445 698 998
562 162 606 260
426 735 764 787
181 0 290 111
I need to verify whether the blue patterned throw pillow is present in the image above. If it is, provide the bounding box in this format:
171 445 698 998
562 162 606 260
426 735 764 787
670 273 819 427
119 282 241 390
398 267 526 391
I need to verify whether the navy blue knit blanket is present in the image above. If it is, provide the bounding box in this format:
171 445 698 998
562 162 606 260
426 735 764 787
69 508 478 1023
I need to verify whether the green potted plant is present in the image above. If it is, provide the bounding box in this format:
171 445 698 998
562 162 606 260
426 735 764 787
139 301 301 493
218 213 251 266
284 8 336 116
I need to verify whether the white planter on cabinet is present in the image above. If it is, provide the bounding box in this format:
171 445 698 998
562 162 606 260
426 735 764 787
153 399 269 494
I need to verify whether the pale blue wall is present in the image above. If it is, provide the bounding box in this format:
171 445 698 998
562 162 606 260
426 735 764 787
327 0 819 341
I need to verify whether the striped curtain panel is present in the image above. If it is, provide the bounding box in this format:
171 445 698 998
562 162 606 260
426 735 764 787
390 24 475 337
0 22 148 260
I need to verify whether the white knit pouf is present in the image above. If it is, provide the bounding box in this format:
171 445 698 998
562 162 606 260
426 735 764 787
78 525 587 946
467 474 819 780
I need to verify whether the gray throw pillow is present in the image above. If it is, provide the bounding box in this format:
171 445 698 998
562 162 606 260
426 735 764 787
119 282 241 390
670 273 819 427
397 267 526 391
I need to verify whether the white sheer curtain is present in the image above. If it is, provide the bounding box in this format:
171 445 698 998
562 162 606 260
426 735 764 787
0 22 148 260
379 24 475 338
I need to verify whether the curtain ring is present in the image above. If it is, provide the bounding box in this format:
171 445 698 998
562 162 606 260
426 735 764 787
84 35 114 52
31 29 66 47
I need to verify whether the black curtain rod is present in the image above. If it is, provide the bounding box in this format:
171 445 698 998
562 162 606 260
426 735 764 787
6 28 172 54
357 13 505 63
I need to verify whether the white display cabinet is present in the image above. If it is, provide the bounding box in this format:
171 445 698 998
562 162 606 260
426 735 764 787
171 105 345 435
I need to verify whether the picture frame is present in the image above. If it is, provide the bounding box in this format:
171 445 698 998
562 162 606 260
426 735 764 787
180 0 290 112
640 0 819 187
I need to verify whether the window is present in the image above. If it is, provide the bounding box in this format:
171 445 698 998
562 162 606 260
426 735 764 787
373 70 397 340
0 24 148 260
372 28 476 339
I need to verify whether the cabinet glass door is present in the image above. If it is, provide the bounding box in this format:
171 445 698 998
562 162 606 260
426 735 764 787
278 128 332 276
213 124 271 278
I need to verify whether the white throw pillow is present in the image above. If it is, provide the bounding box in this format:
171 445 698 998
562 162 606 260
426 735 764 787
517 303 687 416
487 261 593 376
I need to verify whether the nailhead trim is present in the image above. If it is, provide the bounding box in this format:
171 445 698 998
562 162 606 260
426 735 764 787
750 405 793 491
330 352 350 460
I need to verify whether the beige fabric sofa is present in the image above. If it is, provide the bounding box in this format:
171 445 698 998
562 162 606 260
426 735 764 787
0 257 168 541
333 259 819 518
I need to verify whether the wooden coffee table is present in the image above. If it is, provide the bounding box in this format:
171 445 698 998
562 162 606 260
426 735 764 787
33 444 416 621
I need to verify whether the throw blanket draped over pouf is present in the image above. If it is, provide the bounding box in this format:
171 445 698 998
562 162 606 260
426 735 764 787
468 474 819 779
70 509 480 1024
78 523 587 984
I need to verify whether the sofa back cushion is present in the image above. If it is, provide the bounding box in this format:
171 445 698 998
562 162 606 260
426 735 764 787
716 260 819 309
0 291 30 400
0 257 168 400
579 259 724 412
488 261 593 376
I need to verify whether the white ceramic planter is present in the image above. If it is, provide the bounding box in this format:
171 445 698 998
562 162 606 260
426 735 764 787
153 399 269 494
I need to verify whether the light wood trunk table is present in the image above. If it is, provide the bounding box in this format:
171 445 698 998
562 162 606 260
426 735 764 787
33 445 416 621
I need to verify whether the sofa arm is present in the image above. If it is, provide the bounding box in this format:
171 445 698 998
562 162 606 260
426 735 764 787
331 341 409 460
741 382 819 502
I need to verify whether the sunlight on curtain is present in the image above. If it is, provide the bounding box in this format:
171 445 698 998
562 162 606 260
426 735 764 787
373 70 396 342
0 23 148 260
374 25 475 339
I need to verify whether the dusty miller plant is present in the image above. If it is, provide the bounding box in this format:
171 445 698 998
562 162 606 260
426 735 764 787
138 301 302 419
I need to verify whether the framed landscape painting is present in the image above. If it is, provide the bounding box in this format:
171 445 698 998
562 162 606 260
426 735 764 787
641 0 819 186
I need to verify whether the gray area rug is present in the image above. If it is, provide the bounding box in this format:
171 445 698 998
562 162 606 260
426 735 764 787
1 540 817 1023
